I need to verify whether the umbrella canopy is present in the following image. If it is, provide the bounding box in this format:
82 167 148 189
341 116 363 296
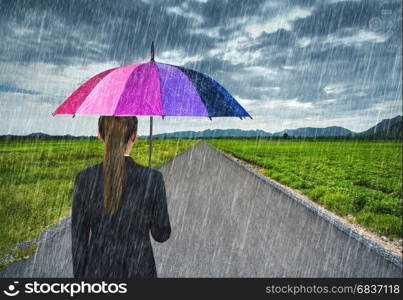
52 62 251 119
53 43 252 167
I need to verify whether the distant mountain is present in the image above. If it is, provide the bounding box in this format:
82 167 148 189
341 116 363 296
2 115 401 140
142 128 272 139
27 132 50 138
145 116 401 139
272 126 353 137
142 126 353 138
0 133 96 140
358 115 402 139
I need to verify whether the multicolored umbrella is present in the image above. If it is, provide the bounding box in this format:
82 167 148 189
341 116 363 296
52 42 252 166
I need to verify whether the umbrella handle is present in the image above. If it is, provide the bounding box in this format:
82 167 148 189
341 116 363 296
148 116 153 168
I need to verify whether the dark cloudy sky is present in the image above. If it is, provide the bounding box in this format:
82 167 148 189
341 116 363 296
0 0 401 135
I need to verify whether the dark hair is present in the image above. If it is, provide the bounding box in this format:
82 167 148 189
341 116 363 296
98 116 138 214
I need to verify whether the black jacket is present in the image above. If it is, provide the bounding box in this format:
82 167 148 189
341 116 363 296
71 156 171 278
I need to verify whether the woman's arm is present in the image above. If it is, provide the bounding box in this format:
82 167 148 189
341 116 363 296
150 171 171 243
71 172 91 277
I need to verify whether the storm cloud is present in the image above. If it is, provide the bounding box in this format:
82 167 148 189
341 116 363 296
0 0 401 135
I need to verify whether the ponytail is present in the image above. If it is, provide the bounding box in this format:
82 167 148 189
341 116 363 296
98 116 138 214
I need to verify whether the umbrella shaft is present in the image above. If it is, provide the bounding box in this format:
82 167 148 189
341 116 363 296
148 116 153 168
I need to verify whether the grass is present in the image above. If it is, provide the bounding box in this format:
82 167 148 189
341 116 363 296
205 139 402 239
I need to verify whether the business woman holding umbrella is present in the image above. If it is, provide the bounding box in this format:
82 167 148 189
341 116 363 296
71 116 171 278
53 42 251 278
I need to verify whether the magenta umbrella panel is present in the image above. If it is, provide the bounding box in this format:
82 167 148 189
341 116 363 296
52 61 251 119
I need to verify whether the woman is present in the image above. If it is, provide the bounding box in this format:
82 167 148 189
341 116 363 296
71 116 171 278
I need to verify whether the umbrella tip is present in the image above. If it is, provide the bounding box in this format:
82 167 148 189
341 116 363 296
51 112 56 117
72 114 76 118
151 41 155 61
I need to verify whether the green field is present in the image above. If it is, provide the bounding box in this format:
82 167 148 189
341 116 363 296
206 139 402 238
0 138 402 269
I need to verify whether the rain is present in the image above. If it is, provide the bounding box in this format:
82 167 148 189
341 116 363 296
0 0 402 281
